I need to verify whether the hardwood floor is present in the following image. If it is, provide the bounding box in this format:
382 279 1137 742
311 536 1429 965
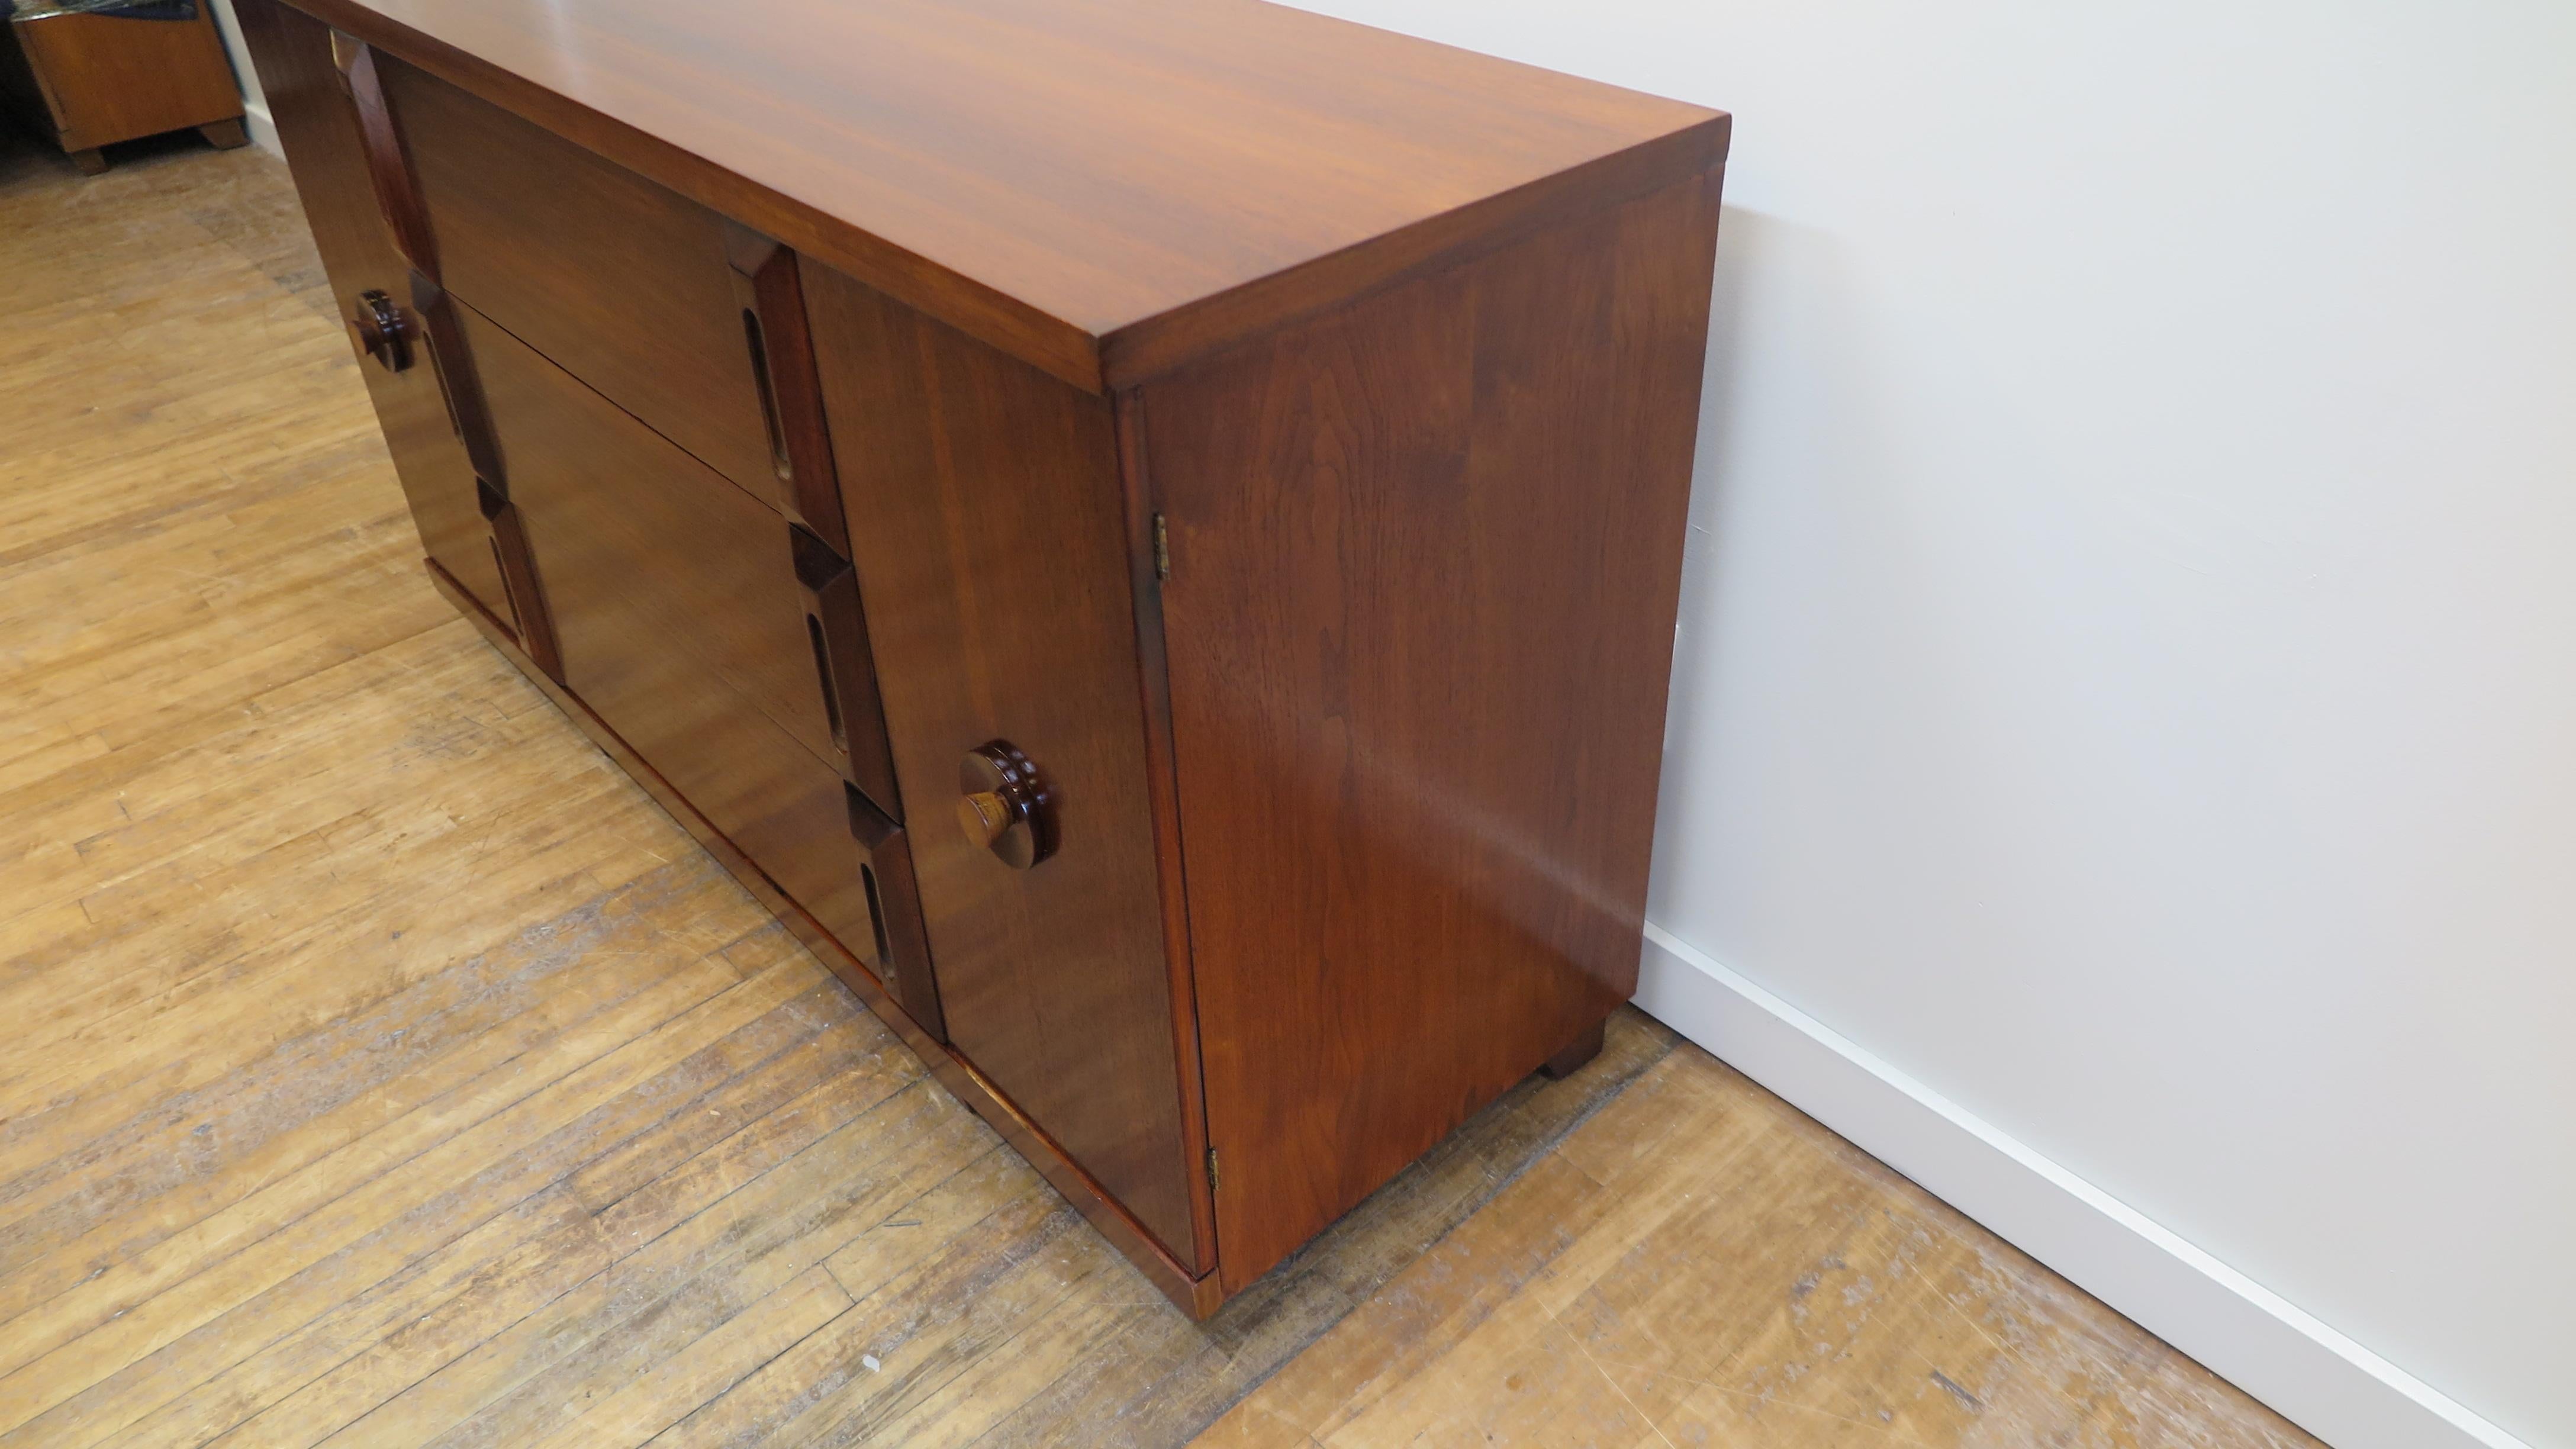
0 127 2321 1449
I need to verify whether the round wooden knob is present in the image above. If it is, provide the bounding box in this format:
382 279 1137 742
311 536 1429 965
348 289 413 372
956 791 1012 849
957 740 1055 868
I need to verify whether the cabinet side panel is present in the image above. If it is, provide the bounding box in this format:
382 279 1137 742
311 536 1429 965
802 263 1200 1264
233 0 513 624
1147 172 1722 1290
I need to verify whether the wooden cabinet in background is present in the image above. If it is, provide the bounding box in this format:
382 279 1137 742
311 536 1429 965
0 1 245 173
234 0 1727 1315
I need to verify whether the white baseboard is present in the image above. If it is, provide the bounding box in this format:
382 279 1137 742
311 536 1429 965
242 100 281 157
1632 924 2526 1449
201 0 279 155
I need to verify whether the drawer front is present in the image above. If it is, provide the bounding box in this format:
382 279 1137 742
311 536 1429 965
458 301 942 1028
376 57 779 505
456 305 833 765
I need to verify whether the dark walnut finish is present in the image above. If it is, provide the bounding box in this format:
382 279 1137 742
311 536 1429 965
1144 173 1721 1288
455 303 934 1024
237 0 1727 1315
233 0 514 629
801 265 1203 1264
375 55 785 506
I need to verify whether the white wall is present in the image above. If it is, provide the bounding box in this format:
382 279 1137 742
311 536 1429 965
1279 2 2576 1445
203 0 279 153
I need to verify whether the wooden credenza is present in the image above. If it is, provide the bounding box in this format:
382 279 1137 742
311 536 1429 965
235 0 1726 1316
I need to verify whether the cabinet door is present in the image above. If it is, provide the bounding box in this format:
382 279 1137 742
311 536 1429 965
231 0 513 629
803 262 1203 1268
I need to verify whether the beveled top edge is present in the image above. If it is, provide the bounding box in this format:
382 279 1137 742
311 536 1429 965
294 0 1727 393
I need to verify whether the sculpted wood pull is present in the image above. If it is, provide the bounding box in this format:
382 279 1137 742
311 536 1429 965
474 478 562 683
846 785 945 1041
349 290 412 371
725 223 851 550
788 524 902 815
957 740 1055 868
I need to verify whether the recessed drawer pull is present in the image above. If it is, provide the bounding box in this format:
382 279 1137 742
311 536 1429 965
475 478 562 682
742 307 793 485
804 611 845 754
329 32 437 277
408 275 504 485
788 523 902 817
846 784 944 1041
727 226 851 549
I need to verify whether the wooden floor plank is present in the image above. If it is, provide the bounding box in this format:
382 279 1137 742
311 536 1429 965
519 1265 853 1449
0 121 2319 1449
0 866 743 1330
198 1190 619 1449
0 959 792 1444
321 1054 958 1447
1202 1046 2321 1449
123 1189 606 1449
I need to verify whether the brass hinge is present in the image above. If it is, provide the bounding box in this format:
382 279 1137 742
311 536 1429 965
1153 513 1171 582
1205 1146 1220 1194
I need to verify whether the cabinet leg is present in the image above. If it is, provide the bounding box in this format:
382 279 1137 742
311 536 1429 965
69 147 108 175
199 118 250 150
1538 1018 1606 1080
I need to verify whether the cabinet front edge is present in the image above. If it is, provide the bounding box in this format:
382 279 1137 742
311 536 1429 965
1097 114 1731 389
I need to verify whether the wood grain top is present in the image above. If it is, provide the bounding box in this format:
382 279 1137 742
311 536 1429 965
288 0 1728 389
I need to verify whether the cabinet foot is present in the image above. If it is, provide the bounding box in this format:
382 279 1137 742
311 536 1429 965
1538 1018 1607 1080
199 118 250 149
69 147 108 175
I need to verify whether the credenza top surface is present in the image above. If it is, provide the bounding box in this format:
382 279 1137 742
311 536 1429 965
292 0 1726 385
